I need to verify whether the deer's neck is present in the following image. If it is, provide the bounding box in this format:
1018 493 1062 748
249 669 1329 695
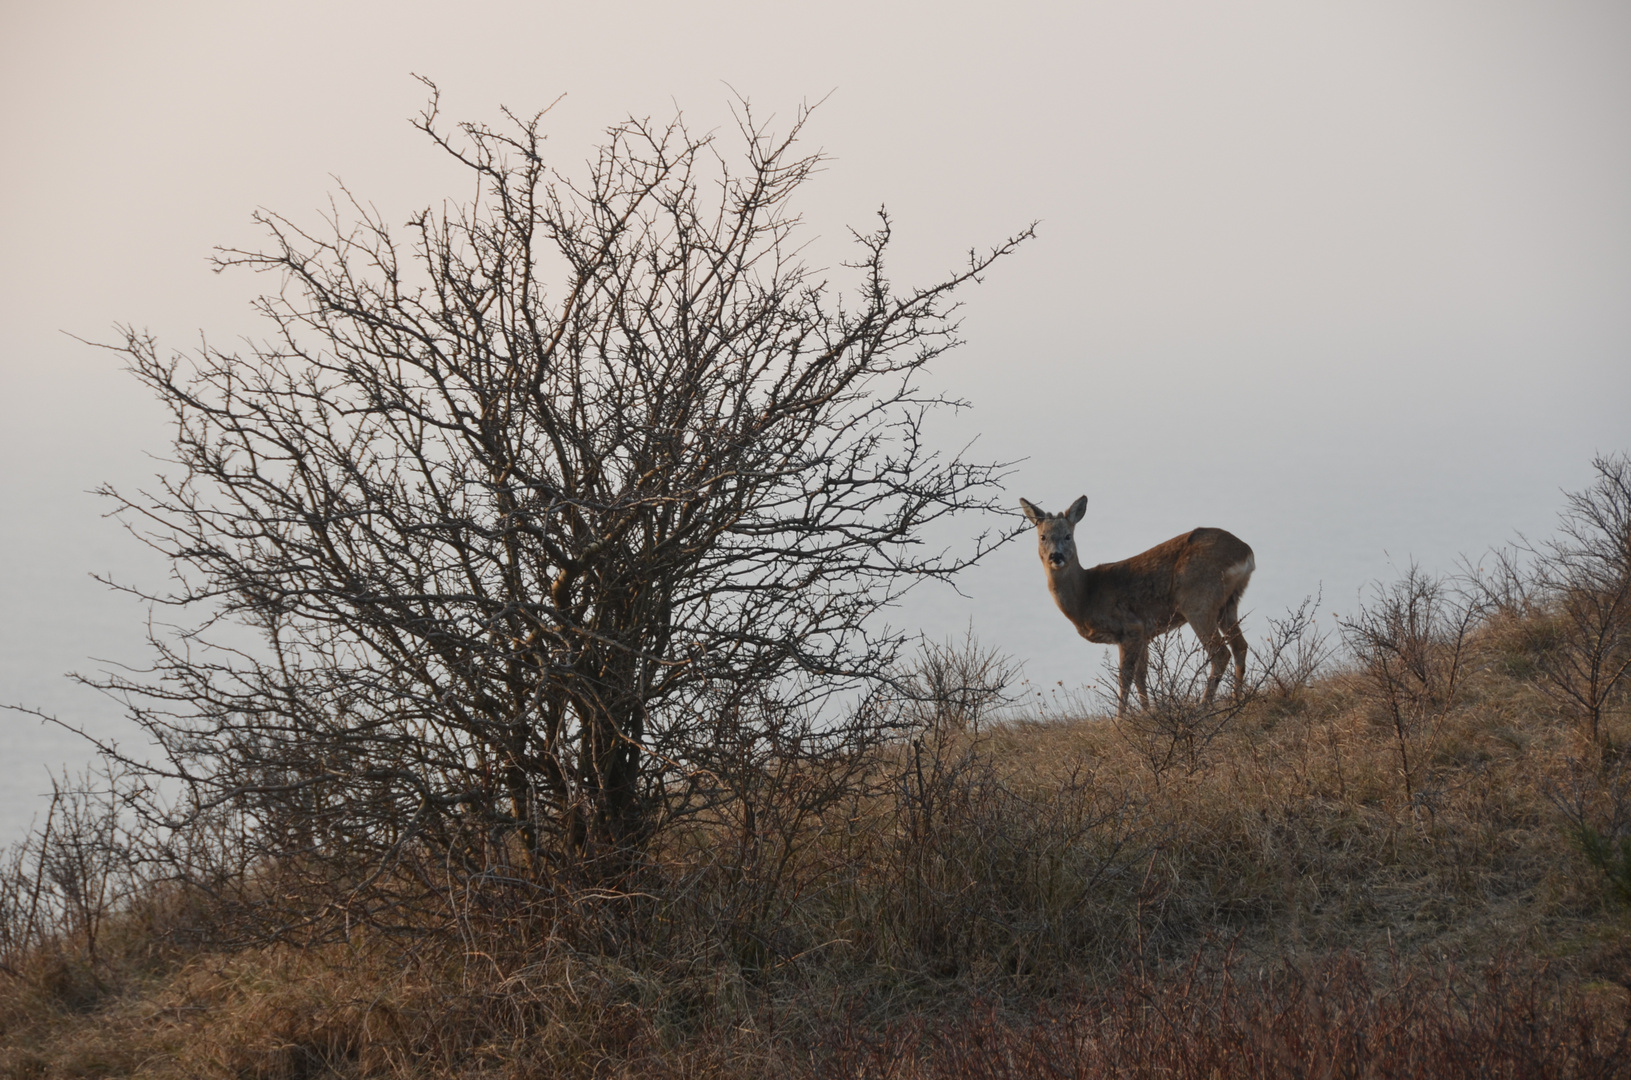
1046 560 1118 640
1046 560 1094 620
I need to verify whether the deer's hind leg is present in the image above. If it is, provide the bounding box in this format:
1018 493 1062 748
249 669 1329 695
1220 593 1248 699
1188 610 1232 706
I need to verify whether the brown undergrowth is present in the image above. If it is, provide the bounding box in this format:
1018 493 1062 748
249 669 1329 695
6 470 1631 1077
818 953 1631 1079
5 641 1630 1076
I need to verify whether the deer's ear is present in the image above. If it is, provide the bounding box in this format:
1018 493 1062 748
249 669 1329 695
1065 496 1088 525
1018 498 1044 525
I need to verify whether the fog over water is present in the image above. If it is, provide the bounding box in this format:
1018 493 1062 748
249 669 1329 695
3 1 1628 840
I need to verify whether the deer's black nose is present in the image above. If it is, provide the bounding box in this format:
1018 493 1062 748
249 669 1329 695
1047 552 1066 568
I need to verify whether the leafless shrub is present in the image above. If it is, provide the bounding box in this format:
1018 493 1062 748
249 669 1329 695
1476 454 1631 747
893 634 1019 843
1261 591 1336 701
1548 752 1631 907
1104 632 1224 779
651 692 888 972
1109 595 1331 779
881 736 1148 979
847 639 1150 979
1340 565 1484 807
1460 455 1631 903
0 764 143 988
901 629 1020 737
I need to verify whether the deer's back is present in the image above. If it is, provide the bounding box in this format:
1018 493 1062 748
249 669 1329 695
1090 527 1254 620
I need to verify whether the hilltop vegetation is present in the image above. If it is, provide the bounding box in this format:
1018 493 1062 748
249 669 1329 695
3 459 1629 1077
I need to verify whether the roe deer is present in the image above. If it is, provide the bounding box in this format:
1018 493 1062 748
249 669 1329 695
1019 496 1255 717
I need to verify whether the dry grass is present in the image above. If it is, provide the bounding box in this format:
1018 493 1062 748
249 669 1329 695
815 953 1631 1079
4 611 1630 1076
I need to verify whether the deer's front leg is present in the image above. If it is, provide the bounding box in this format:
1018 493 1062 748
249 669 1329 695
1116 640 1146 717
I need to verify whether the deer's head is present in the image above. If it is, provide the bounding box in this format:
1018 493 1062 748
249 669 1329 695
1019 496 1087 571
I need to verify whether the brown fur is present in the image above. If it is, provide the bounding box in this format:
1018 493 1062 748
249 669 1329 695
1020 496 1255 716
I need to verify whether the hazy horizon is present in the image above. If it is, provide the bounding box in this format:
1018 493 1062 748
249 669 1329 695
3 1 1628 840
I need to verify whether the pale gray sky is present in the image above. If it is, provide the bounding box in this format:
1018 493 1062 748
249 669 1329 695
3 1 1628 838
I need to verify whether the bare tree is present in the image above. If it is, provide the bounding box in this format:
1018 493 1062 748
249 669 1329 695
85 85 1030 925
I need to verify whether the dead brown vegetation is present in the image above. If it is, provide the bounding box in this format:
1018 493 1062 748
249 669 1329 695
6 558 1631 1076
819 953 1631 1080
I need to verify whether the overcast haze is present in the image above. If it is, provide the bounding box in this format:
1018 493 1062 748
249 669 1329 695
3 1 1628 840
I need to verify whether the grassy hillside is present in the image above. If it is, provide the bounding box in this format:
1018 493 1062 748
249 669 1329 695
4 462 1630 1076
